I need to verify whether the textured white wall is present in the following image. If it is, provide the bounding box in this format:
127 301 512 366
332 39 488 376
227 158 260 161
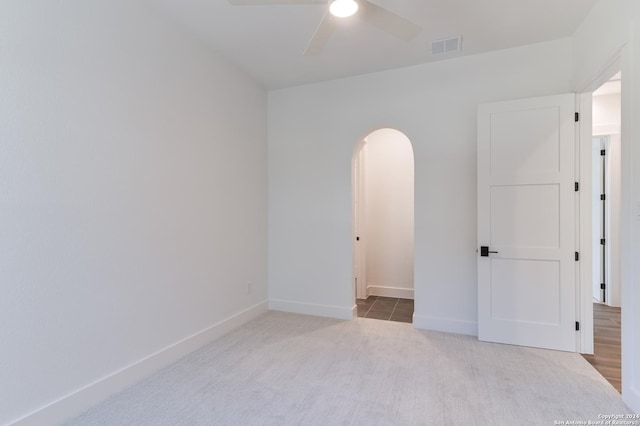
0 1 267 423
606 133 622 308
627 0 640 413
362 129 414 297
571 0 630 91
572 0 640 413
268 39 574 329
632 3 640 407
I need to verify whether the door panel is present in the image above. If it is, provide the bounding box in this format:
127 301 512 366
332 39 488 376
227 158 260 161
490 258 560 325
490 107 561 174
478 94 576 352
491 184 560 249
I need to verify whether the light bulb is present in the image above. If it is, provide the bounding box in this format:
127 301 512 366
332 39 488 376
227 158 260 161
329 0 358 18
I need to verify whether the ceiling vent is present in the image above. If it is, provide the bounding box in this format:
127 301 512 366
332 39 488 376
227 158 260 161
431 35 462 55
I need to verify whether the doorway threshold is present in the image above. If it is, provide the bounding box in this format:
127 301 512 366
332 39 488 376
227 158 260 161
356 296 413 323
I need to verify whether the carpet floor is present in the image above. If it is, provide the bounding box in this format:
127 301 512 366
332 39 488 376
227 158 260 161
67 312 632 425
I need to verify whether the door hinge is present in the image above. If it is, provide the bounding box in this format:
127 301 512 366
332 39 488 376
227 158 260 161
601 283 606 290
575 252 580 261
575 182 579 192
575 112 579 122
601 194 606 201
601 238 606 245
575 321 580 331
601 149 606 156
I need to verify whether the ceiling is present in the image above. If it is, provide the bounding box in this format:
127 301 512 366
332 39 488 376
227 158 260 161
146 0 599 89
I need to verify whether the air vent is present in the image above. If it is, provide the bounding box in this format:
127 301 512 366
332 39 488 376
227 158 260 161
431 35 462 55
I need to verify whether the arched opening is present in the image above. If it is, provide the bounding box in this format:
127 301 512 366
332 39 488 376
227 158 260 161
352 128 415 322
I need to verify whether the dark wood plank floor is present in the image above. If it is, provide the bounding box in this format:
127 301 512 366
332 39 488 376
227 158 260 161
357 296 413 323
582 303 621 393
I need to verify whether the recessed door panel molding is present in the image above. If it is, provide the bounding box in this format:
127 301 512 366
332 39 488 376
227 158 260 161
491 184 560 249
490 106 561 175
478 93 576 352
490 258 561 325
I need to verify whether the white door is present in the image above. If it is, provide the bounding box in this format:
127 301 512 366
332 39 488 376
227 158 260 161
477 94 577 352
353 143 367 299
592 137 605 302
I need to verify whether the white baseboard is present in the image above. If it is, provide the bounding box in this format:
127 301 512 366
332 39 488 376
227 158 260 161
367 285 414 300
269 299 355 321
10 301 269 426
413 313 478 336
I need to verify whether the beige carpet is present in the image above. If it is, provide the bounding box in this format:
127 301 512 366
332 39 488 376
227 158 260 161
67 311 631 425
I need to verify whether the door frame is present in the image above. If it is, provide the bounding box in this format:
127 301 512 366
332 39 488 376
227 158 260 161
577 54 623 355
591 135 606 303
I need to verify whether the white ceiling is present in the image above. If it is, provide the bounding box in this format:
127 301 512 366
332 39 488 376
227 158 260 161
146 0 599 89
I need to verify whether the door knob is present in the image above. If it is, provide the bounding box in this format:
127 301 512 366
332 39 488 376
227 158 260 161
480 246 498 257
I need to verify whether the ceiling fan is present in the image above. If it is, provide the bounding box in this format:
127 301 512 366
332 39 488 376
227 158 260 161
227 0 423 56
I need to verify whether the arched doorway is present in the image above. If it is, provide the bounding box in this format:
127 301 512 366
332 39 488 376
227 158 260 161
352 128 415 322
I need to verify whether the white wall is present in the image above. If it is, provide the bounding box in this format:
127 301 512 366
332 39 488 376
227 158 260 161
362 129 414 299
572 0 640 413
0 1 268 424
606 133 623 308
268 38 574 329
593 94 622 135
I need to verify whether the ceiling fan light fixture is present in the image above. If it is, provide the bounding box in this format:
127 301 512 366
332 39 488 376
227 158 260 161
329 0 358 18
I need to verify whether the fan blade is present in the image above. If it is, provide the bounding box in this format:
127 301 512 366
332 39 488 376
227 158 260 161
228 0 325 5
304 12 338 56
358 0 422 41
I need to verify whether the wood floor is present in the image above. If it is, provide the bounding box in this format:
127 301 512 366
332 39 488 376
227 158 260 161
582 303 621 392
